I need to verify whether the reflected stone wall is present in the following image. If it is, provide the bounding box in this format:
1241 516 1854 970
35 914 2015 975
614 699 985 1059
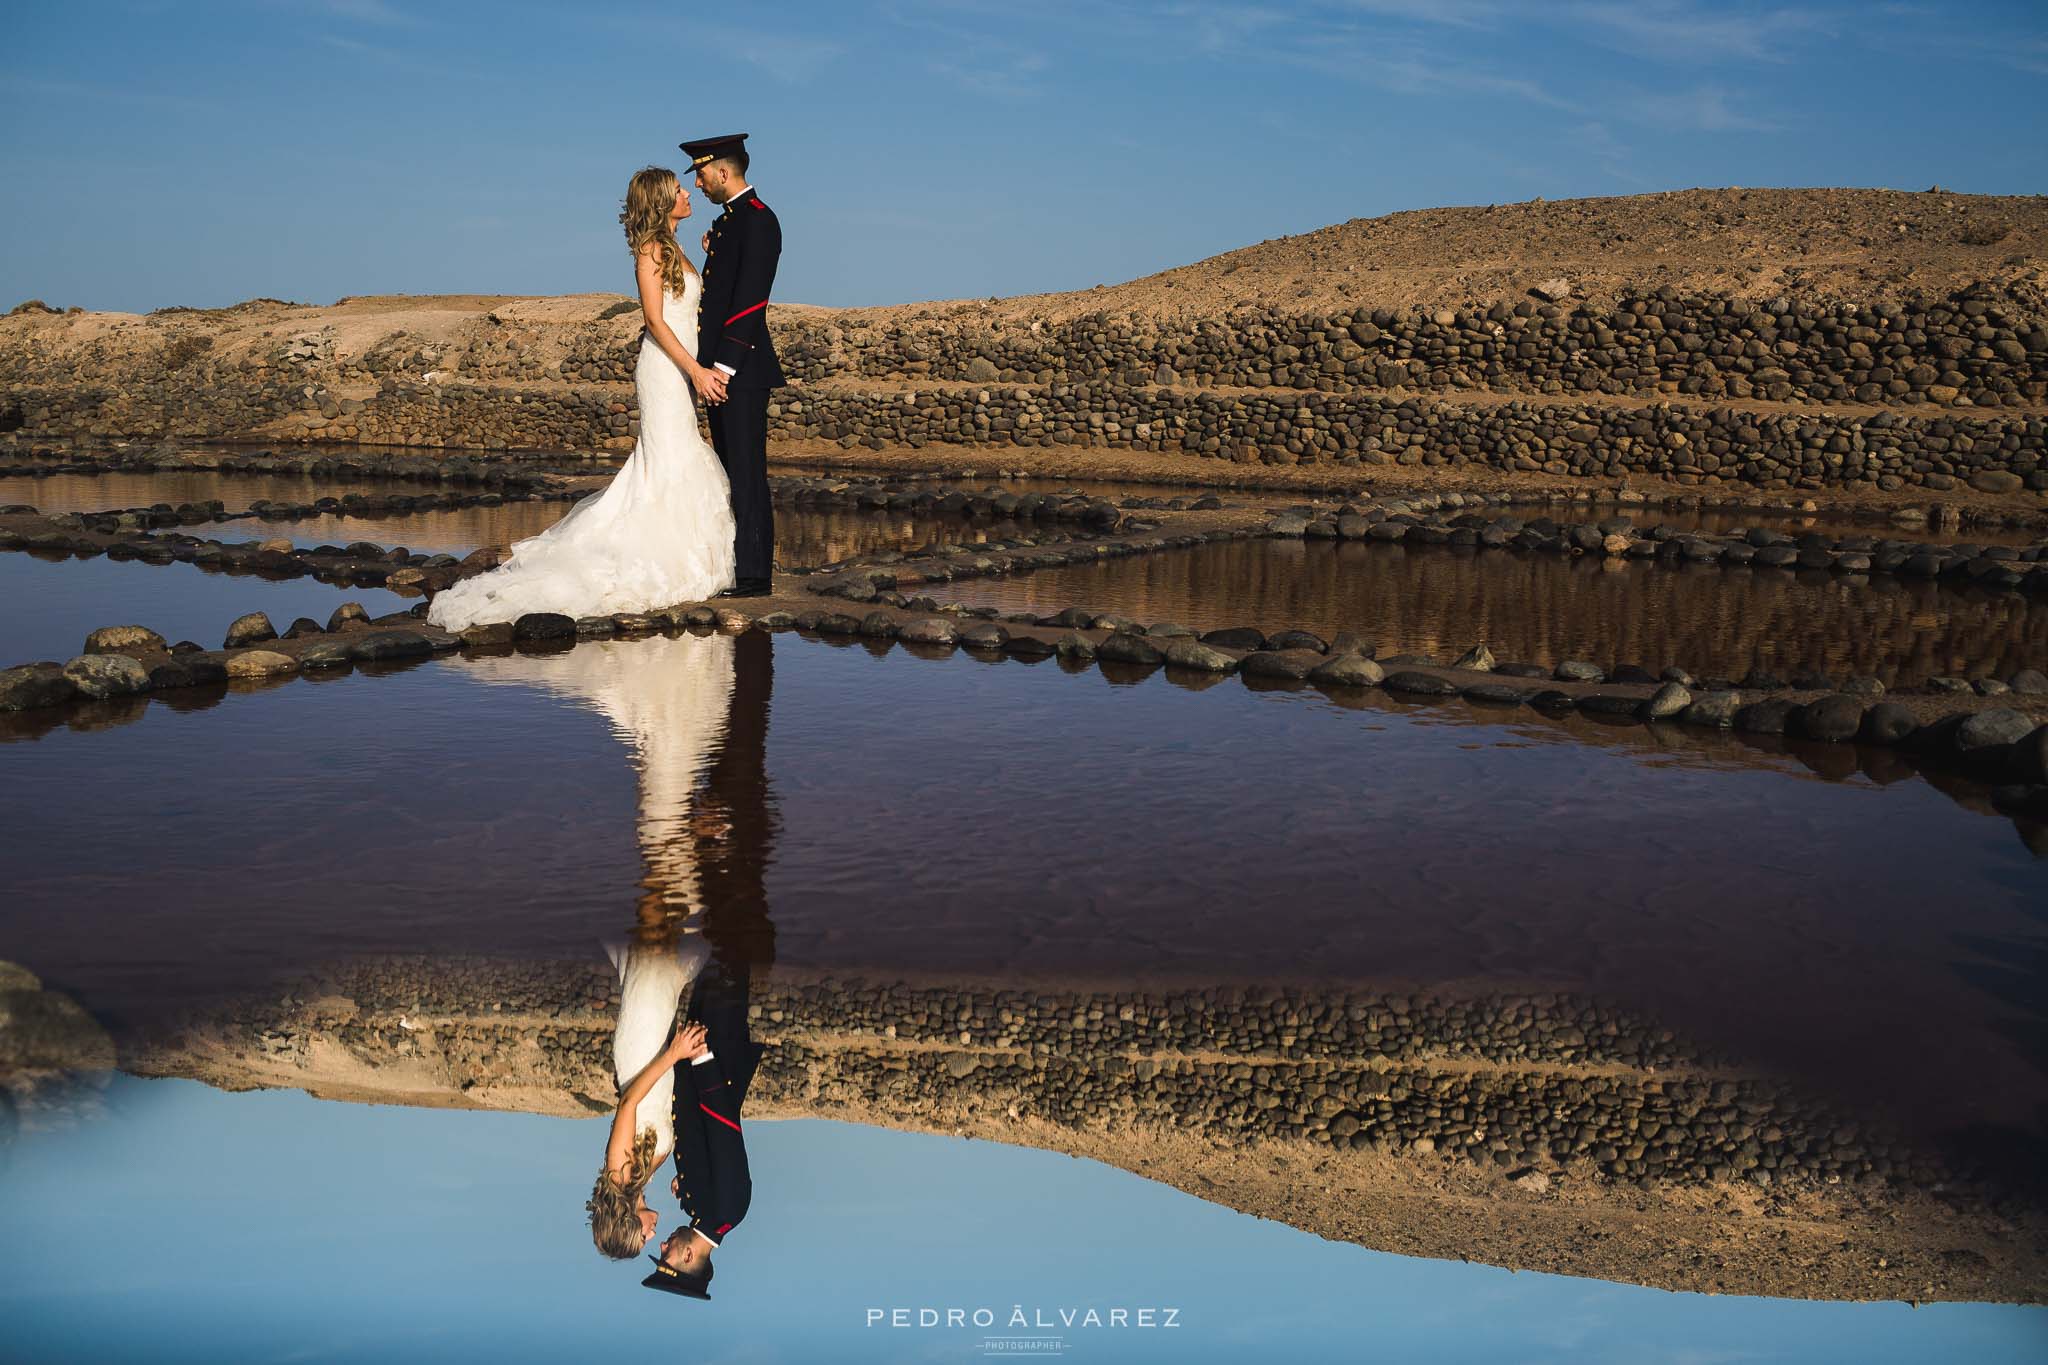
118 956 2047 1303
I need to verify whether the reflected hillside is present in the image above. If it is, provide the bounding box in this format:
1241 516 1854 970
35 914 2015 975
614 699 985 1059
123 955 2047 1305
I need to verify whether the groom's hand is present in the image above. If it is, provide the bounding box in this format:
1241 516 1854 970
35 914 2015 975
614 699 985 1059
699 369 729 404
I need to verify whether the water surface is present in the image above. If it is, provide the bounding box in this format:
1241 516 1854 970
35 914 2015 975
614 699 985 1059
929 538 2048 685
6 1077 2033 1363
2 630 2041 1149
0 554 410 662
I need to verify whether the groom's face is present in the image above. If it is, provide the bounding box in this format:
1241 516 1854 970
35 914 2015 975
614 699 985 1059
696 162 733 204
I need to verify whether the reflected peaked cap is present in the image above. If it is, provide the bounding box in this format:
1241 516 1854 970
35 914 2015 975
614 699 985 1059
680 133 748 170
642 1256 712 1300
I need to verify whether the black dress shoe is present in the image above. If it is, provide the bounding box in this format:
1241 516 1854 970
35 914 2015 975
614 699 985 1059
718 580 772 598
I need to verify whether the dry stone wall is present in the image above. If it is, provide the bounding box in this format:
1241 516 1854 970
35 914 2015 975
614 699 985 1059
4 285 2045 493
780 288 2048 410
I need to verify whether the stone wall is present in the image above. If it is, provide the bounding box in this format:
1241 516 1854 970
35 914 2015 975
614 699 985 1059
774 288 2048 410
9 377 2045 495
4 284 2044 492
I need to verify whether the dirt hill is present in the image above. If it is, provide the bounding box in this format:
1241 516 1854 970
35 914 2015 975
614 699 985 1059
7 189 2045 370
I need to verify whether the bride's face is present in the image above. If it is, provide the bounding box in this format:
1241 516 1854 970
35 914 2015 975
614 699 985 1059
637 1193 660 1245
669 188 692 227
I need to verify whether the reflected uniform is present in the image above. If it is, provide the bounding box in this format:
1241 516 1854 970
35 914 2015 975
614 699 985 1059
671 962 762 1245
696 182 785 586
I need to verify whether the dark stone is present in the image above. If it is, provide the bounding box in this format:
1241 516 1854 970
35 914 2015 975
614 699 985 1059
1553 660 1603 683
460 622 515 647
327 602 371 632
1526 689 1577 712
857 611 900 639
1859 702 1918 745
298 640 356 670
1679 691 1741 727
2007 726 2048 784
1309 654 1384 688
0 663 79 711
346 630 436 662
1643 682 1692 719
1735 698 1799 734
1795 694 1866 742
281 617 325 640
2008 669 2048 696
1241 649 1323 680
1162 639 1240 673
1461 682 1529 705
1006 634 1056 658
1956 708 2036 753
1265 629 1328 653
1097 632 1164 665
1383 671 1457 696
1199 627 1266 651
1576 692 1644 717
512 612 576 640
62 654 151 698
898 618 959 646
222 611 278 648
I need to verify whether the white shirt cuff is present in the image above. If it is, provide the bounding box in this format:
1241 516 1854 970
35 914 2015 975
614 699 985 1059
691 1050 717 1065
714 363 736 376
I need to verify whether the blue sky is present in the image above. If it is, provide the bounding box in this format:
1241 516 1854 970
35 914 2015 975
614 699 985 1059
2 1 2044 313
3 1077 2043 1362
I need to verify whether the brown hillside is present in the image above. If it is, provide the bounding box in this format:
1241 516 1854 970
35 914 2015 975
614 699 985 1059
4 188 2044 372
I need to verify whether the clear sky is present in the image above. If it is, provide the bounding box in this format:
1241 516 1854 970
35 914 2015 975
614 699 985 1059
2 1 2045 314
3 1076 2044 1362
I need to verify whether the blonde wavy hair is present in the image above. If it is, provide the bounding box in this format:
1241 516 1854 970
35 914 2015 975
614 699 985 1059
620 167 693 297
586 1126 660 1260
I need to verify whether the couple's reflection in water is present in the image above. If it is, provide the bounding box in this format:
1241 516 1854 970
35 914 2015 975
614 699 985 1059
470 629 778 1304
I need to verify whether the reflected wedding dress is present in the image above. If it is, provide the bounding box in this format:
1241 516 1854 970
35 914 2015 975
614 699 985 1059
427 273 736 631
462 632 737 1159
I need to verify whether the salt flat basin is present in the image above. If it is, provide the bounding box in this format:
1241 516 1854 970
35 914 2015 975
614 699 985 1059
219 503 1038 566
0 469 424 515
0 553 411 662
4 1077 2035 1361
926 536 2048 687
2 629 2042 1164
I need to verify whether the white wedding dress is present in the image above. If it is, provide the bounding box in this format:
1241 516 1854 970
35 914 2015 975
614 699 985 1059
460 631 737 1160
427 273 736 631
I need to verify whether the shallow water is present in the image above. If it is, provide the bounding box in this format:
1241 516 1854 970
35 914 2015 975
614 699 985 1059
3 629 2042 1147
929 537 2048 685
0 469 421 514
4 1077 2036 1363
0 553 411 662
220 503 1040 566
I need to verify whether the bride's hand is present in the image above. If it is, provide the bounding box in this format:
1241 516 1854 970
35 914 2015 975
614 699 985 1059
666 1021 709 1062
697 368 729 405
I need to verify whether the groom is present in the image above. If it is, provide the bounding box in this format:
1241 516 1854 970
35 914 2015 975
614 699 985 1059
642 958 762 1301
681 132 785 599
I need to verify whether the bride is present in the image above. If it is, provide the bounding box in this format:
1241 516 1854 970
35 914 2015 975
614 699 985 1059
427 167 737 631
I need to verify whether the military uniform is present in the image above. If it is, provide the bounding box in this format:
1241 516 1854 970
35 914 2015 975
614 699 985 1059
670 960 762 1247
694 169 784 588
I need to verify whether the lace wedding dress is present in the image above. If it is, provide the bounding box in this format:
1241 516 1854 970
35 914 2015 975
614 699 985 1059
427 273 736 631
